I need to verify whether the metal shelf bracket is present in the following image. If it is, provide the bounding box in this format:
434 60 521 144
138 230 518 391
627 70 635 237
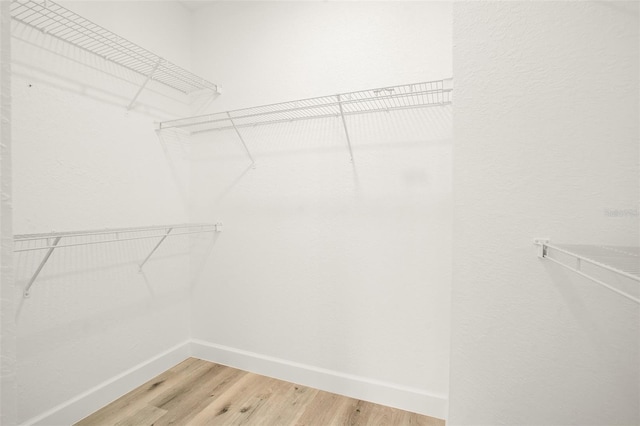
24 235 61 298
226 112 256 168
337 94 355 163
534 238 549 258
127 58 162 110
138 227 173 272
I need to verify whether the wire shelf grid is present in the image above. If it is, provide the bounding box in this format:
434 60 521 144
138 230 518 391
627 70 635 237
14 223 220 252
159 80 452 134
14 223 222 297
11 0 217 94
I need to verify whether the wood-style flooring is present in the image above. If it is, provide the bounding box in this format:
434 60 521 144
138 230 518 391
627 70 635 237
75 358 445 426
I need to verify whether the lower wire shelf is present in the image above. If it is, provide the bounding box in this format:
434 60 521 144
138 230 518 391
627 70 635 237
534 239 640 303
14 223 222 297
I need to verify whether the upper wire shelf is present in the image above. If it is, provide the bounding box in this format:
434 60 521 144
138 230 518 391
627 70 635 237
158 79 452 134
10 0 218 96
14 223 222 297
535 239 639 303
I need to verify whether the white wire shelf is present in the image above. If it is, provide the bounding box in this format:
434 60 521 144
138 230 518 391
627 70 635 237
158 79 451 164
11 0 218 102
158 80 451 134
14 223 222 297
534 239 640 303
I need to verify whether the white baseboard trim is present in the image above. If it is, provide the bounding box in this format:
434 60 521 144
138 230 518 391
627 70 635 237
21 339 447 424
21 341 191 426
191 339 448 420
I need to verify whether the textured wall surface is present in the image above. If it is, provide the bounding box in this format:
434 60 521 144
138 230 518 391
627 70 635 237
188 1 452 418
11 2 195 423
192 1 452 111
1 2 17 424
450 2 639 424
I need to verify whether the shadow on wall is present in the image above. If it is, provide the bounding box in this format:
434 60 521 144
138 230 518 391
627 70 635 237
208 163 255 208
190 230 222 290
186 104 453 214
13 228 221 348
155 128 192 208
11 22 192 119
519 259 640 419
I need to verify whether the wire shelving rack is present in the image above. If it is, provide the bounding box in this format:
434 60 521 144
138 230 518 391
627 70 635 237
159 80 451 134
158 79 452 164
14 223 222 297
534 239 640 303
10 0 218 107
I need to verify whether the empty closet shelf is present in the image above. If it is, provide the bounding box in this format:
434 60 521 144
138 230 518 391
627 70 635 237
10 0 218 96
158 79 452 134
14 223 222 297
535 239 639 303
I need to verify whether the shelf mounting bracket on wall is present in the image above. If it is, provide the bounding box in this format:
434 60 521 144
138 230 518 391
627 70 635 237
23 236 61 298
127 58 162 111
337 94 355 162
534 238 640 304
138 227 173 272
226 111 256 168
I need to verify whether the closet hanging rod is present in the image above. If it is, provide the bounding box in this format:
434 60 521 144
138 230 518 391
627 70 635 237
158 79 452 133
534 239 639 303
10 0 219 97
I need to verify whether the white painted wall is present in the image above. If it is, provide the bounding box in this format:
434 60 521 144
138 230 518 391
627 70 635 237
1 2 17 424
188 1 452 418
11 2 196 423
449 2 639 425
192 1 452 110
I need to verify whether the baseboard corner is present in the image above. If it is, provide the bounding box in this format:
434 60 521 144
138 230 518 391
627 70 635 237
21 340 191 426
190 339 448 420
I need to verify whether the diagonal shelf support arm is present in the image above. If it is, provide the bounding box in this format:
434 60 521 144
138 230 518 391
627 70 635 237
138 227 172 272
337 94 355 162
24 236 62 298
226 112 256 168
127 58 162 110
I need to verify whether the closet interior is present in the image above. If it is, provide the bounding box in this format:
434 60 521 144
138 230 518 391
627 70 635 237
7 0 454 424
3 0 638 425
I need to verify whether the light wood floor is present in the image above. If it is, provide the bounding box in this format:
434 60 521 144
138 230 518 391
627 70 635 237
75 358 445 426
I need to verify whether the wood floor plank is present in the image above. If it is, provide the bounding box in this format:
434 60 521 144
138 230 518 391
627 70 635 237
76 358 445 426
151 362 248 426
341 398 373 426
364 401 411 426
75 358 207 426
149 362 223 409
113 404 167 426
252 381 320 425
294 387 357 425
187 370 267 425
207 375 286 425
404 410 446 426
